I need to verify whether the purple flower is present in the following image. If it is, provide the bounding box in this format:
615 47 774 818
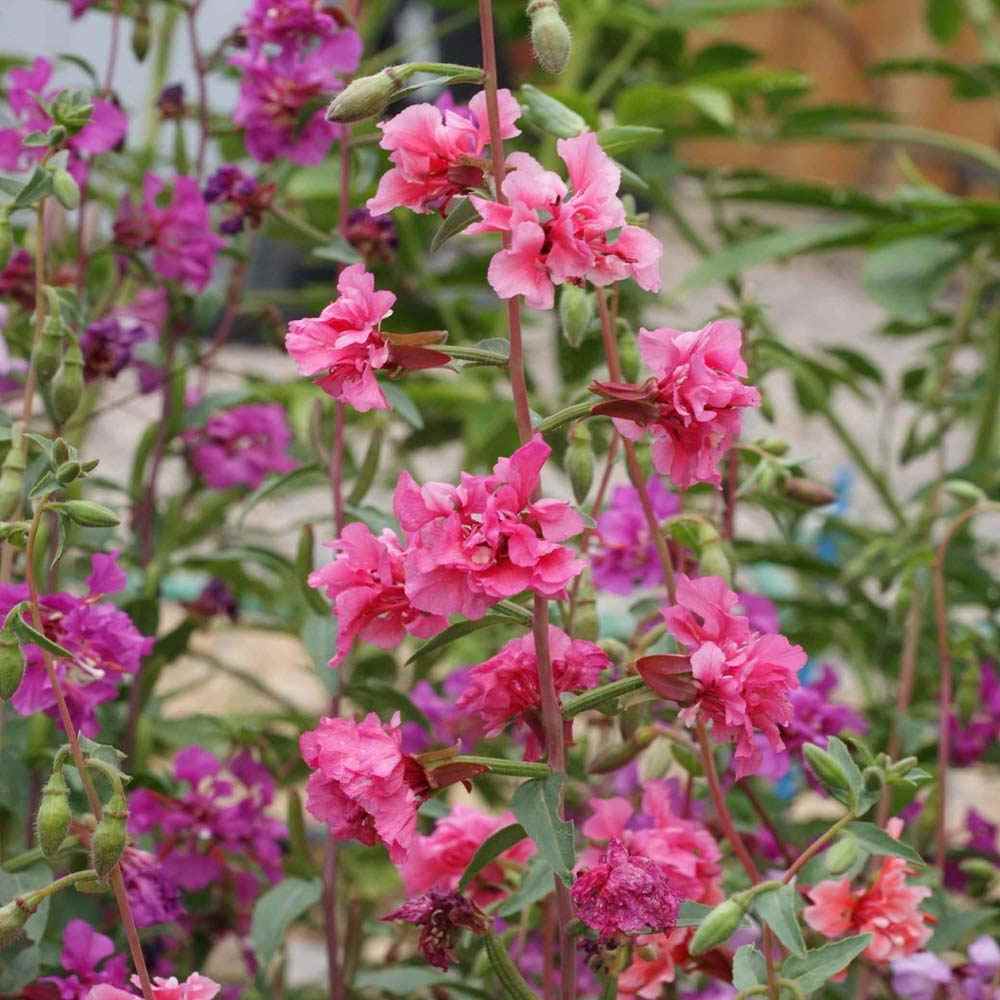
35 918 130 998
680 986 737 1000
81 318 151 381
382 891 487 971
950 661 1000 766
183 403 296 490
591 477 679 594
120 846 185 928
891 953 954 1000
400 672 482 754
183 578 240 622
242 0 362 63
157 83 185 120
736 592 780 634
0 249 37 311
345 208 399 264
203 165 275 234
3 551 153 736
783 663 867 758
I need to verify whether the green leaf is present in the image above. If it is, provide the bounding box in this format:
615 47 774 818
0 864 51 944
458 823 528 891
250 877 323 972
845 821 926 866
782 934 872 993
596 126 664 156
684 85 734 127
237 464 325 528
926 0 963 42
518 84 586 139
862 236 964 324
825 736 864 809
3 601 75 660
313 235 363 264
751 883 806 957
380 381 423 429
12 166 53 211
406 615 525 667
510 775 575 885
732 944 766 991
497 856 556 917
0 943 40 994
431 197 481 252
677 900 713 927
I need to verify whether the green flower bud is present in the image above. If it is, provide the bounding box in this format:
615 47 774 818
757 437 789 456
91 792 128 880
559 284 593 348
0 426 27 520
55 461 82 485
862 766 883 795
958 857 996 895
0 630 25 700
598 638 629 665
52 168 81 211
572 568 599 642
34 313 66 386
783 476 836 507
803 743 852 798
81 458 99 474
326 69 403 124
698 543 732 585
0 214 12 271
36 768 71 860
0 897 33 948
132 9 151 62
527 0 572 75
56 500 121 528
689 897 746 955
51 91 92 133
566 422 594 505
617 324 640 383
589 725 659 774
824 836 860 875
51 338 84 425
52 438 71 466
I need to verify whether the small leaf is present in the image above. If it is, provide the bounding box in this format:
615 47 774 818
312 235 363 264
406 615 525 667
4 601 75 660
250 877 323 972
926 0 963 42
12 167 53 211
237 464 324 528
497 856 556 917
458 823 527 890
862 236 963 324
518 84 586 138
751 883 806 958
677 900 713 927
782 934 872 993
596 125 664 155
510 775 576 885
431 197 481 252
380 381 423 429
733 944 766 991
846 821 926 867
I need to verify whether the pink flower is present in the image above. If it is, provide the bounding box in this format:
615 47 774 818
804 821 932 963
383 891 487 971
617 930 692 999
308 521 448 667
285 264 396 411
367 89 521 216
87 973 221 1000
242 0 362 64
572 838 679 941
663 574 805 777
394 435 585 619
467 132 662 310
592 321 760 489
182 402 296 489
37 918 130 997
300 712 429 863
401 804 535 906
455 626 607 751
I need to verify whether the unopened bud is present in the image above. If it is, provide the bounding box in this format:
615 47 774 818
689 897 746 955
91 792 128 880
566 422 594 505
55 461 82 485
36 769 71 860
0 630 25 700
757 438 789 456
52 438 71 466
959 858 997 894
598 638 629 665
698 543 731 585
589 725 658 774
132 9 151 61
81 458 99 474
52 168 81 211
824 836 860 875
0 897 33 948
527 0 572 75
34 313 66 386
0 214 12 271
861 766 883 796
51 339 84 424
572 568 599 642
326 68 402 124
559 283 592 348
783 476 836 507
56 500 121 528
803 743 851 798
0 426 26 520
617 325 640 382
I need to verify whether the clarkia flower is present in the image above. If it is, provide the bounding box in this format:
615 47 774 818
891 936 1000 1000
241 0 361 63
0 249 37 311
182 577 240 623
950 660 1000 766
119 846 185 929
81 318 150 381
203 165 275 235
783 663 866 761
183 403 296 490
367 89 520 216
592 321 760 489
345 207 399 264
382 891 487 971
467 132 662 310
86 973 221 1000
300 711 429 863
394 434 585 619
617 929 693 999
400 673 482 754
35 918 130 998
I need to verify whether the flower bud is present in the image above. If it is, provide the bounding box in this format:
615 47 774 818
52 438 71 466
559 284 593 348
689 897 746 955
0 214 12 271
132 8 151 61
52 168 81 211
824 835 860 875
33 313 66 386
326 69 402 124
758 438 789 456
698 543 732 585
91 792 128 880
51 338 84 424
0 897 33 948
783 476 836 507
617 325 640 382
55 461 82 486
36 768 71 860
56 500 121 528
589 725 658 774
566 422 594 505
803 743 852 794
0 630 25 700
81 458 100 474
0 427 27 520
861 766 883 795
598 638 629 665
527 0 572 75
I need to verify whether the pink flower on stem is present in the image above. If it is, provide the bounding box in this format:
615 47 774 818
241 0 361 62
382 891 487 971
300 711 429 863
308 521 448 667
367 89 521 216
87 973 221 1000
592 321 760 489
467 132 662 310
572 838 679 941
394 435 585 619
617 929 693 999
36 918 130 997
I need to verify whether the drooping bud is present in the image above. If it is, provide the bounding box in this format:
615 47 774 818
0 425 27 520
52 168 81 211
326 68 403 124
803 743 852 799
0 897 34 948
783 476 836 507
698 543 732 585
36 768 72 860
527 0 572 75
824 835 860 875
688 897 747 955
51 337 84 424
0 213 12 271
91 792 128 880
0 630 25 700
559 283 593 348
566 422 595 505
131 7 151 61
55 500 121 528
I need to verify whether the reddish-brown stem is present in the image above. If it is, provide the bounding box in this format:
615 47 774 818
186 1 209 179
542 897 556 999
782 812 852 885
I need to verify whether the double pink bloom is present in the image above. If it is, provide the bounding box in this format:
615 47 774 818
87 974 220 1000
468 132 663 310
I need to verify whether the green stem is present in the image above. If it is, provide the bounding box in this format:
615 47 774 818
969 310 1000 470
562 675 646 718
269 204 332 245
587 27 646 105
736 981 805 1000
536 400 596 435
451 755 552 778
24 868 99 905
783 812 854 883
438 345 510 366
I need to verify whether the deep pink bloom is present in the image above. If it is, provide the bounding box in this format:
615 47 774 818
400 673 482 754
119 846 185 929
804 820 931 963
367 89 520 216
242 0 361 63
383 891 487 971
71 0 96 15
182 402 295 489
87 973 221 1000
455 626 607 750
617 929 694 998
593 321 760 489
394 435 585 619
467 132 662 310
300 712 429 863
3 551 153 736
401 804 535 905
285 264 396 411
308 521 448 667
572 838 679 941
203 165 275 234
36 919 130 998
663 574 805 777
950 661 1000 765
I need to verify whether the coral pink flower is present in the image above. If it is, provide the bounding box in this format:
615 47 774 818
367 89 521 216
394 435 585 619
456 626 607 750
804 820 931 964
617 929 692 999
285 264 395 410
401 804 535 906
309 521 448 667
572 838 679 941
300 712 429 863
662 574 805 778
592 321 760 489
87 973 220 1000
467 132 662 310
383 891 487 971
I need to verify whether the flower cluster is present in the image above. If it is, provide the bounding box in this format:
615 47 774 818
81 289 166 382
33 919 130 998
203 164 275 234
892 936 1000 1000
383 891 487 972
950 660 1000 766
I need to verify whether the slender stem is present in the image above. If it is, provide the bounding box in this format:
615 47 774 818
24 867 99 903
562 675 645 718
782 812 853 884
270 204 332 245
186 0 209 179
969 311 1000 469
332 403 346 536
103 0 124 93
451 755 552 778
535 400 594 434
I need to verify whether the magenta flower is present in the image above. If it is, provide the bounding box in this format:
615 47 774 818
285 264 396 411
736 592 780 635
203 165 275 235
572 838 679 941
663 574 806 777
345 208 399 264
455 626 607 750
592 321 761 489
383 891 487 971
183 402 296 490
0 249 37 311
300 711 429 863
367 89 521 216
35 918 130 998
87 973 221 1000
467 132 662 309
119 846 185 929
3 551 153 736
394 435 585 619
950 660 1000 765
591 477 679 594
81 317 151 381
400 674 482 754
308 521 448 667
783 664 866 760
242 0 361 62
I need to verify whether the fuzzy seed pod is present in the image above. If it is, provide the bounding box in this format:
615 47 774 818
566 422 594 505
689 897 746 955
0 214 12 271
57 500 121 528
559 284 593 348
803 743 851 798
527 0 571 75
51 338 84 424
36 769 71 860
0 897 33 948
55 461 82 486
91 792 128 880
0 631 25 701
824 836 860 875
327 69 402 124
52 168 81 211
0 426 27 520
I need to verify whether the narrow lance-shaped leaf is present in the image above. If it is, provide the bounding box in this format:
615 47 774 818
751 883 806 958
458 823 528 891
781 934 873 993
